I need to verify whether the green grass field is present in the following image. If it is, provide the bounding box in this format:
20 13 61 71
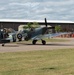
0 49 74 75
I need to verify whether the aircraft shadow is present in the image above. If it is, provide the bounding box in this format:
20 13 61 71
19 43 74 46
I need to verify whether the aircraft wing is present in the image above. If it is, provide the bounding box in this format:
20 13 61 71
31 35 43 40
44 32 71 38
31 32 71 40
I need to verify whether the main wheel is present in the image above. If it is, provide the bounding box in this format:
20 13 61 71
2 43 4 46
32 40 37 45
42 40 46 45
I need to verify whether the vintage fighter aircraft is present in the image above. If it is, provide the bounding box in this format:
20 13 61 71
17 18 55 45
17 18 71 45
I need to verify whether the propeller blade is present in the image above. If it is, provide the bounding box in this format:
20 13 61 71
45 18 47 27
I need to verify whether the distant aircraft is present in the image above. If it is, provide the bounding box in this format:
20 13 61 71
0 28 17 46
17 18 55 45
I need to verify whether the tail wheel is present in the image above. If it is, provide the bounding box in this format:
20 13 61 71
19 39 22 41
13 37 16 42
32 40 37 45
42 40 46 45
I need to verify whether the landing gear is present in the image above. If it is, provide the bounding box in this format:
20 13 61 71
32 40 37 45
42 40 46 45
18 39 22 41
32 40 46 45
13 37 16 42
2 43 5 46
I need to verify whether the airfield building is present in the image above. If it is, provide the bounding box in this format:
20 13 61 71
0 19 74 32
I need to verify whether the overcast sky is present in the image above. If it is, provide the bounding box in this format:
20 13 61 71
0 0 74 21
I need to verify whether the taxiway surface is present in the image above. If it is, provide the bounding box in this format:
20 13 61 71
0 38 74 53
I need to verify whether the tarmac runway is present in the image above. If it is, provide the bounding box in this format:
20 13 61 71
0 38 74 53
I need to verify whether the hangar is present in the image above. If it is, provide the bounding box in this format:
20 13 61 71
0 19 74 32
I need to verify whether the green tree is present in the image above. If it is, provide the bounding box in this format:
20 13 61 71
32 22 40 28
23 22 39 30
23 22 32 30
55 25 61 33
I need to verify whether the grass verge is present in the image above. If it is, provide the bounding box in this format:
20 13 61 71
0 49 74 75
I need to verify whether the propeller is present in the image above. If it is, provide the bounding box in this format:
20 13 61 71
45 18 55 29
45 18 47 27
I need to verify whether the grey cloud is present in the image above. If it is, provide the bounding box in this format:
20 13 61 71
0 0 74 21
